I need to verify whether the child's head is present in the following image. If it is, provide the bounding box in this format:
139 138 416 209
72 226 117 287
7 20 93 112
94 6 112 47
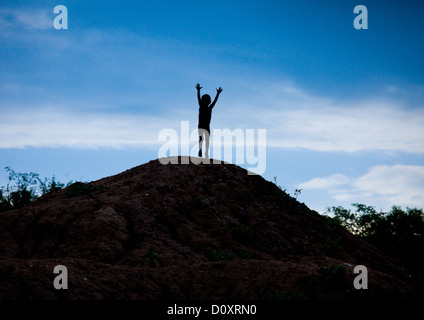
201 94 211 105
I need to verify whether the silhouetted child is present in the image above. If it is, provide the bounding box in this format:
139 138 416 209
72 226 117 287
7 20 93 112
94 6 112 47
196 83 222 158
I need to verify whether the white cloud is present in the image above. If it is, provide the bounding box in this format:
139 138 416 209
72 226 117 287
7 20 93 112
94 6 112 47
0 106 181 149
216 83 424 153
1 15 423 155
0 8 52 31
1 20 423 156
298 174 351 190
299 165 424 210
14 10 52 30
268 104 424 153
353 165 424 206
2 81 424 155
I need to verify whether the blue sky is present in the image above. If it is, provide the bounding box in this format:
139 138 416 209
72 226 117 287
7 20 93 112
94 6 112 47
1 0 424 213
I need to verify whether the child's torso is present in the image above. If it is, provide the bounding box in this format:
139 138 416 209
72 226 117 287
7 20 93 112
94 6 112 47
198 106 212 127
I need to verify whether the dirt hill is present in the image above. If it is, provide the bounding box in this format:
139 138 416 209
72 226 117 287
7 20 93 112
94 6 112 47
0 156 421 299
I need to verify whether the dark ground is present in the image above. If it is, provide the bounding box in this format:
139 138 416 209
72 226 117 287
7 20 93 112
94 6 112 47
0 156 422 300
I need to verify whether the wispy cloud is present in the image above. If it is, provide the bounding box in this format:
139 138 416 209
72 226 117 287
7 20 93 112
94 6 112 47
0 8 52 31
0 105 181 149
1 19 423 154
217 83 424 154
299 165 424 210
2 81 424 154
352 165 424 207
298 174 351 190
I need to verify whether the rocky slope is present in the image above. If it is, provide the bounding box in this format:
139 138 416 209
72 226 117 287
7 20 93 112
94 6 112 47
0 156 421 299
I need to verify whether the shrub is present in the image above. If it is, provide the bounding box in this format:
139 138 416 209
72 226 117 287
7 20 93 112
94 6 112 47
325 204 424 271
0 167 67 211
0 189 12 212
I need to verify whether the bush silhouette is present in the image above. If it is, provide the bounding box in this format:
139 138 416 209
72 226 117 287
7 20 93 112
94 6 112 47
326 204 424 271
0 189 12 212
0 167 67 212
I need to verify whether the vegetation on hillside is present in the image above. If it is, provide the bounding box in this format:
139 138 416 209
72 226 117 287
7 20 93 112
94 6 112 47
325 203 424 271
0 167 67 212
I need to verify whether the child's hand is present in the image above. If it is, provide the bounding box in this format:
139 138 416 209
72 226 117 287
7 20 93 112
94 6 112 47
217 87 223 94
196 83 202 90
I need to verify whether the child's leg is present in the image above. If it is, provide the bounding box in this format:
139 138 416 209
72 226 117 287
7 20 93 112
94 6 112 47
205 130 210 158
198 129 203 157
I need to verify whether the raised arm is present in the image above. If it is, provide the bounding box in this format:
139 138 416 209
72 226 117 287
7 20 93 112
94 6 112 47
196 83 202 105
210 87 223 109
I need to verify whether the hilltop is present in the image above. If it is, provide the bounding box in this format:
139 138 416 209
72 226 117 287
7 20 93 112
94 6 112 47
0 156 421 299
